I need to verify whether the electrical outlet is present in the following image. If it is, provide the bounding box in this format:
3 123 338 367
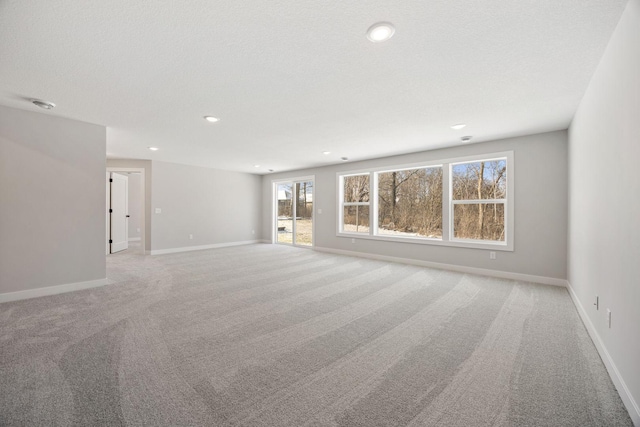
607 309 612 328
351 238 356 244
189 234 193 240
489 251 496 260
594 295 599 310
318 208 323 214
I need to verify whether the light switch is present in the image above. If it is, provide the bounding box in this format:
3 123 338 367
155 208 162 214
317 208 323 214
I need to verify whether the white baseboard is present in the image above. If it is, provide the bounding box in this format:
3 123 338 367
128 237 141 242
566 282 640 426
150 240 262 255
313 246 567 287
0 278 109 304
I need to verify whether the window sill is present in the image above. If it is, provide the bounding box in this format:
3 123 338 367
336 232 513 252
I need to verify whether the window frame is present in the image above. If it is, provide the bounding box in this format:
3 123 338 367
338 172 372 235
336 151 514 251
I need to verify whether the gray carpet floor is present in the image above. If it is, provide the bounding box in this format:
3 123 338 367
0 244 632 426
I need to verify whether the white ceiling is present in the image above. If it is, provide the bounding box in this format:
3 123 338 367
0 0 628 174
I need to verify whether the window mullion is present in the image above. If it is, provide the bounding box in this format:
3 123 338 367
452 199 506 205
371 172 377 236
338 175 344 234
443 162 451 242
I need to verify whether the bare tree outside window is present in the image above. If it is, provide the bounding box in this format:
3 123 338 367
342 175 370 233
337 152 511 248
377 167 442 238
294 181 313 245
452 159 507 241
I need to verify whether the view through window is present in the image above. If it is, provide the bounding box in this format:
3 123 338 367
342 174 370 233
452 159 506 241
338 152 512 249
377 167 443 239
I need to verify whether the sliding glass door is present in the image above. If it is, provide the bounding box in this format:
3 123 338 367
275 178 314 247
276 183 294 244
294 181 313 246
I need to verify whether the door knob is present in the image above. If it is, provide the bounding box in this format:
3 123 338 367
126 215 130 218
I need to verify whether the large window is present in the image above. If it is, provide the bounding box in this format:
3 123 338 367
341 174 370 233
377 167 443 239
337 152 513 250
451 159 506 242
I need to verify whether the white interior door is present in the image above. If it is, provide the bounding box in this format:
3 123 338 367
110 172 129 253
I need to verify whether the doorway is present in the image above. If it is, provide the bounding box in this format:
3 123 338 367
106 167 146 254
274 177 314 247
109 172 129 253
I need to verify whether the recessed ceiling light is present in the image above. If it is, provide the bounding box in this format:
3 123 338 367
366 22 395 43
148 147 159 151
341 157 349 161
323 151 331 155
461 136 473 143
31 99 55 110
204 116 220 123
254 164 260 168
451 123 466 130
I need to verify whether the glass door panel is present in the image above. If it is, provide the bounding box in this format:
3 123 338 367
295 181 313 246
275 179 314 247
277 183 293 244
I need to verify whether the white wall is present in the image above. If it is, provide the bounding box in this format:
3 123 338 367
151 161 262 252
568 0 640 422
127 172 142 240
0 105 106 295
262 130 568 281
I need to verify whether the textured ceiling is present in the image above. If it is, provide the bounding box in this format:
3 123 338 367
0 0 628 174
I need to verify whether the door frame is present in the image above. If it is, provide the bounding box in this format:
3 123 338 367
109 172 129 253
272 175 315 247
106 167 146 254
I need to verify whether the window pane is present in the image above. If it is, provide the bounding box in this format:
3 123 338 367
343 175 370 203
453 203 505 241
343 205 369 233
295 181 313 246
377 167 443 238
277 219 293 243
277 183 292 244
452 159 506 200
